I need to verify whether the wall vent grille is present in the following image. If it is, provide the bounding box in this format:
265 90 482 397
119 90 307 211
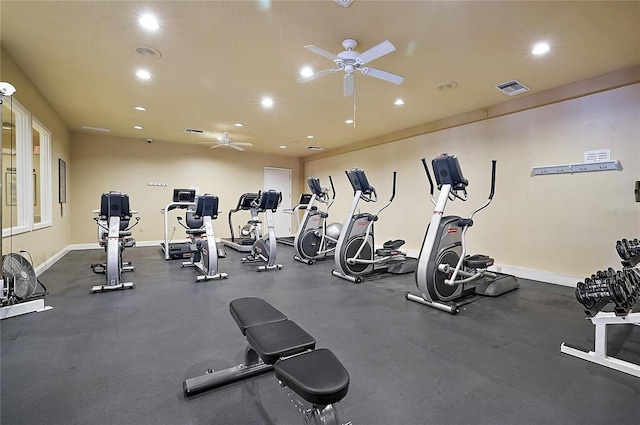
184 128 205 134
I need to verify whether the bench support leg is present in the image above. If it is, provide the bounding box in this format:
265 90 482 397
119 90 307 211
183 346 274 397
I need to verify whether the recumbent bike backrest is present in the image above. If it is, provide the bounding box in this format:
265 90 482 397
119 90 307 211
194 194 219 219
100 191 131 230
432 154 468 191
256 190 281 212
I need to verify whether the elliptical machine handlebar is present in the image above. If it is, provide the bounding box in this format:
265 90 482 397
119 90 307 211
489 160 497 200
421 158 436 206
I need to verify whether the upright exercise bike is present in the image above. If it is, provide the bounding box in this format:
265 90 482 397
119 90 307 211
242 190 283 272
293 176 342 265
91 191 140 293
332 169 417 283
406 153 519 314
178 194 228 281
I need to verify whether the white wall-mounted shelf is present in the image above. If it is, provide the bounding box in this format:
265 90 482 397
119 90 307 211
531 160 622 176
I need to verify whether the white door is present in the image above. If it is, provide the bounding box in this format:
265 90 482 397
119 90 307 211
264 167 292 237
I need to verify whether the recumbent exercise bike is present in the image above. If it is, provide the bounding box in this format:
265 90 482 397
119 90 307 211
406 153 519 314
90 191 140 293
178 194 228 281
241 190 284 272
332 168 417 283
293 176 342 265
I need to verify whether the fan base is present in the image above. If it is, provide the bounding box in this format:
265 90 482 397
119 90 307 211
1 299 52 320
91 282 134 293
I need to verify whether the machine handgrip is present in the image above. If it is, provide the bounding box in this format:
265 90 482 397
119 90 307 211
421 157 434 196
329 175 336 200
489 160 497 200
389 171 397 202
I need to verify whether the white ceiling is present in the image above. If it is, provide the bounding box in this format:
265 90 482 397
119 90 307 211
2 1 639 157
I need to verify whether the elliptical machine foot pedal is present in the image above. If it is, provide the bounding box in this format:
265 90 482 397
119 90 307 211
91 263 106 274
464 254 494 269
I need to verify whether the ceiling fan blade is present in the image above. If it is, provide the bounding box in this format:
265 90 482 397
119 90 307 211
229 144 245 151
197 141 217 144
343 74 355 97
209 144 223 149
304 45 339 61
360 67 405 85
233 142 253 146
297 68 335 83
355 40 396 65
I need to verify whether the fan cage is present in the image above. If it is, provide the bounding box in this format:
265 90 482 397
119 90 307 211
3 253 37 299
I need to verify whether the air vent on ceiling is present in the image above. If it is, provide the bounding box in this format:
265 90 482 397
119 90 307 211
307 146 324 151
333 0 354 7
135 44 162 59
80 125 111 133
496 80 530 96
184 128 205 134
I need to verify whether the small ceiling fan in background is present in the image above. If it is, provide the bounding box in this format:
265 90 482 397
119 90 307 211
196 132 253 151
297 38 404 96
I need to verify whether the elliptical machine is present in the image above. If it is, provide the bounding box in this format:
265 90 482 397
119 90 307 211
332 169 417 283
222 192 261 252
90 191 140 293
178 194 228 281
293 176 342 265
241 190 283 272
406 154 519 314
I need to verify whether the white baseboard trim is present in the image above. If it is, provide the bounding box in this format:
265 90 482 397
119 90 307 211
35 242 580 287
491 263 580 287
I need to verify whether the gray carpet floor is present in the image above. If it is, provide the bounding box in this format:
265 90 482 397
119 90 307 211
1 245 639 425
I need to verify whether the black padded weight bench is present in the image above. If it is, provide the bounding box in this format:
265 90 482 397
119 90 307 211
183 297 350 425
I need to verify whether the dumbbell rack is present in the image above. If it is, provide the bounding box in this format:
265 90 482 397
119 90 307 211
561 310 640 378
561 245 640 378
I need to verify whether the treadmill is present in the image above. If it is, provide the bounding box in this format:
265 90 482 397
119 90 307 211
161 189 197 260
277 193 312 246
222 192 261 252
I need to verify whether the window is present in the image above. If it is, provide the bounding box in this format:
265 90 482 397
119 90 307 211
1 97 52 236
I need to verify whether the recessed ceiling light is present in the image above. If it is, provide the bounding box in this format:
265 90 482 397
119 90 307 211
532 42 550 55
300 66 313 78
306 135 314 139
394 98 405 105
234 123 244 127
133 125 143 130
134 106 147 111
139 14 159 31
345 119 354 124
136 69 151 80
261 97 274 108
279 145 287 149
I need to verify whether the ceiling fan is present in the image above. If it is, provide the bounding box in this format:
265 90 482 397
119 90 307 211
198 132 253 151
297 38 404 96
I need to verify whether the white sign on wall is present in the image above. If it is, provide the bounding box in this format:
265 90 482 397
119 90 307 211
584 149 610 163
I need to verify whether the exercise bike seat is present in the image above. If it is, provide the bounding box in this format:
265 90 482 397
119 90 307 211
245 320 316 364
229 297 287 335
464 254 494 269
275 348 350 406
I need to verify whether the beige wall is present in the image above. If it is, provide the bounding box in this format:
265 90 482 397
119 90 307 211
70 132 300 244
1 49 72 268
304 84 640 278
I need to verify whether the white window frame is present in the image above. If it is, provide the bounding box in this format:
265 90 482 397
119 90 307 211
32 117 52 230
1 97 52 237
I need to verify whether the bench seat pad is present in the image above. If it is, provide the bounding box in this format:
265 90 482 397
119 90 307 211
275 348 350 406
229 297 287 335
245 320 315 364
